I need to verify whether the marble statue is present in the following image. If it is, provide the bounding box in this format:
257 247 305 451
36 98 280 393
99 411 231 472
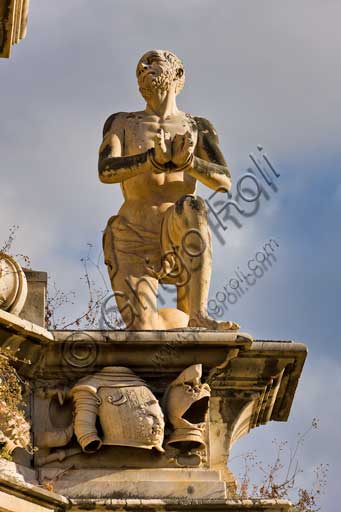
99 49 239 331
0 49 306 512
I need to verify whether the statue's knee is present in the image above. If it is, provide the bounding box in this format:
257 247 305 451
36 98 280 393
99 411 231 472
175 195 207 217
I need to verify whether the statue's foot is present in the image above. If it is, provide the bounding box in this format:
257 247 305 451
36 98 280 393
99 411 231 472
188 313 240 331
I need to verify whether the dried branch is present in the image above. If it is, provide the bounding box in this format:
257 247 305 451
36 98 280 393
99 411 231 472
234 420 328 512
1 225 31 269
45 243 111 330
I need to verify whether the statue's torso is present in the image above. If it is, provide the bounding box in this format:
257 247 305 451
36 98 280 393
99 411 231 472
116 111 198 230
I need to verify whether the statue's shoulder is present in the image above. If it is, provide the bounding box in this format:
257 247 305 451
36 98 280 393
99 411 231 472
192 116 219 139
102 112 128 137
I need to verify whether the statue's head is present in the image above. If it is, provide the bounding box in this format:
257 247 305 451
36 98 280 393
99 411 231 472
136 50 185 101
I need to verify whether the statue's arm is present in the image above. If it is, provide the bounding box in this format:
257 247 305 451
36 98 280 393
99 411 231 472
187 117 232 192
98 113 151 184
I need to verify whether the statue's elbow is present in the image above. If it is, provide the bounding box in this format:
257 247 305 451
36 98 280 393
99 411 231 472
100 174 114 184
98 161 109 183
224 176 232 192
215 175 231 193
99 168 109 184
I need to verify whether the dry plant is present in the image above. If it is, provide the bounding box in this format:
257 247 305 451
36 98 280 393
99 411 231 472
0 226 32 459
1 225 120 329
1 225 31 269
0 228 112 463
0 349 31 459
45 243 120 330
233 419 328 511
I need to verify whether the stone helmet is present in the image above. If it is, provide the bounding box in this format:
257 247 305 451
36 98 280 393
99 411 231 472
164 364 210 451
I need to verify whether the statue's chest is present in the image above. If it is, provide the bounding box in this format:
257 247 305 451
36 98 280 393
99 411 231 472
123 114 197 154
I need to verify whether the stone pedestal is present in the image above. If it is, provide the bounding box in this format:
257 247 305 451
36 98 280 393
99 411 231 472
0 312 306 510
21 269 48 328
0 264 307 511
0 460 292 511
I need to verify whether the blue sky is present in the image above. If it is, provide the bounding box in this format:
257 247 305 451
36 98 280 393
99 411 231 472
1 1 340 509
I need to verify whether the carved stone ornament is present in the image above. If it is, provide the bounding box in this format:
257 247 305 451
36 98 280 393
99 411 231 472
164 364 210 451
71 366 165 453
0 253 27 315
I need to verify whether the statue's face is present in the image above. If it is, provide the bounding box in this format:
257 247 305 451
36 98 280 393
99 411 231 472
136 50 185 100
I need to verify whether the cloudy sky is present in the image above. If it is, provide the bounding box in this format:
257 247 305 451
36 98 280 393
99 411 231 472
1 1 340 509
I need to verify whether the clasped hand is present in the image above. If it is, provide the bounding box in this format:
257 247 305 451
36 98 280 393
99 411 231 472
152 129 194 173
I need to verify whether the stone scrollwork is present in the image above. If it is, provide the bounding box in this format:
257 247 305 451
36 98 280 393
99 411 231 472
0 253 28 316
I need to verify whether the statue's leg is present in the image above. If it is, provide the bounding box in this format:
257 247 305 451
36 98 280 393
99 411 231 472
110 262 160 330
162 195 239 331
111 267 189 330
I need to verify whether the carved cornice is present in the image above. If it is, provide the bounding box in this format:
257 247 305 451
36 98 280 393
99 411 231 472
0 309 52 375
208 340 307 451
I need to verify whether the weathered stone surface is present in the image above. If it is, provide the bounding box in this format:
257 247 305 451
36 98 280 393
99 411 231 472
26 330 305 501
40 468 227 500
0 308 52 377
0 462 291 511
0 253 27 316
0 297 305 506
0 459 37 485
31 330 251 476
164 365 210 451
70 366 165 454
0 469 68 512
69 498 291 511
41 330 252 379
0 308 52 344
21 270 48 328
208 339 307 481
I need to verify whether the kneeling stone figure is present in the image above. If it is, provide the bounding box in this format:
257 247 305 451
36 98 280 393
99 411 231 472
99 49 239 331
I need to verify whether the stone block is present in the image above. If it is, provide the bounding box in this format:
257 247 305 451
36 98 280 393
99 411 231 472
21 270 47 327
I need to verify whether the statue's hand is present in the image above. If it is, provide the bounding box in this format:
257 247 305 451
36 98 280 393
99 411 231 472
152 129 172 172
172 131 195 169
